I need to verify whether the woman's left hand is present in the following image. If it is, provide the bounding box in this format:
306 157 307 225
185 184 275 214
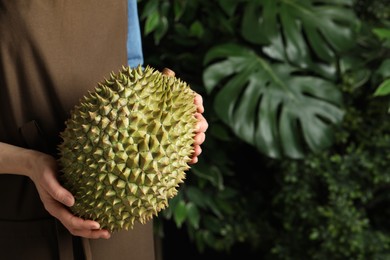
190 93 208 164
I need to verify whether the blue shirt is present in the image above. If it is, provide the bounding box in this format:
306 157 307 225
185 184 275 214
127 0 144 67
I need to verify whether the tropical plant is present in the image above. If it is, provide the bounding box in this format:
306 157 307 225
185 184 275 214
202 0 361 159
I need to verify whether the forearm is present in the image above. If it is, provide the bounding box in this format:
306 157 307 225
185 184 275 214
0 142 37 176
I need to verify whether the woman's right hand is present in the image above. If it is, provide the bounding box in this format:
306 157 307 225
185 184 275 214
29 151 112 239
0 142 110 239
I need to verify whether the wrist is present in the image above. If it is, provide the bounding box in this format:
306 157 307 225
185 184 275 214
0 142 45 177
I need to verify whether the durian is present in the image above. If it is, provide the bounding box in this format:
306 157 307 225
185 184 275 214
58 65 197 232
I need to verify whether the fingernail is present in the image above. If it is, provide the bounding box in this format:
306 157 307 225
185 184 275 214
65 195 74 207
91 223 100 229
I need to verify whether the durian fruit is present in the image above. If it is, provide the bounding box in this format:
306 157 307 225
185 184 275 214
58 65 197 232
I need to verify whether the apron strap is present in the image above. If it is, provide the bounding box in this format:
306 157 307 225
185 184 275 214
18 120 51 154
82 238 93 260
55 220 76 260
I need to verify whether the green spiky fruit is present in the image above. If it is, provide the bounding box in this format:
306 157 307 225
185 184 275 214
58 65 197 232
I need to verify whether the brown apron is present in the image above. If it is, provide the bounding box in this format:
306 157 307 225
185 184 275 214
0 1 155 259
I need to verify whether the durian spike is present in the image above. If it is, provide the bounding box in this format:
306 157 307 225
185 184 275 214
162 68 175 77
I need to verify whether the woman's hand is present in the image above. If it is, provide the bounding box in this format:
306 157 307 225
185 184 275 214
0 143 110 239
29 151 111 239
190 93 209 164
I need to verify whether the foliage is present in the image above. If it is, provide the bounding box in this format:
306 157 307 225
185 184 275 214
272 96 390 260
373 59 390 113
203 0 360 159
155 142 264 252
372 28 390 112
268 2 390 257
203 43 345 159
137 0 390 258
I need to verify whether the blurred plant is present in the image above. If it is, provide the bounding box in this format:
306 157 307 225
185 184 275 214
372 28 390 112
271 2 390 257
272 92 390 260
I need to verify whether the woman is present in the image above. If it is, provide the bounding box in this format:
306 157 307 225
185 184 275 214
0 0 208 259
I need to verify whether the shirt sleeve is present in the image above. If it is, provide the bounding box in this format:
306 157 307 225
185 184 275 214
127 0 144 67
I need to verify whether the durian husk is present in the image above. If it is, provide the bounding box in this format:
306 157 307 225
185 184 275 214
58 65 197 232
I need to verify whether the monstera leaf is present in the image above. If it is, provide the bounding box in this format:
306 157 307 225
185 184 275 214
203 44 344 159
241 0 358 77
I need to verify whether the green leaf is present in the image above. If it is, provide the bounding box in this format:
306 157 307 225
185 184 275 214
162 191 183 219
153 16 169 44
173 0 187 21
189 21 204 38
186 186 208 208
144 11 160 36
203 44 250 94
241 0 277 46
217 0 241 16
241 0 358 67
377 59 390 79
174 200 187 228
374 79 390 97
140 0 159 20
204 196 223 219
186 202 200 229
191 165 224 189
373 28 390 41
215 198 234 215
203 44 344 159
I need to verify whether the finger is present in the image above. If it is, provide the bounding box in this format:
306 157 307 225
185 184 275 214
194 93 204 113
43 198 95 229
192 145 202 157
66 217 111 239
74 228 111 240
189 156 198 165
68 218 110 239
67 216 101 231
195 113 208 133
194 132 206 145
40 170 74 207
47 200 110 239
189 145 202 165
